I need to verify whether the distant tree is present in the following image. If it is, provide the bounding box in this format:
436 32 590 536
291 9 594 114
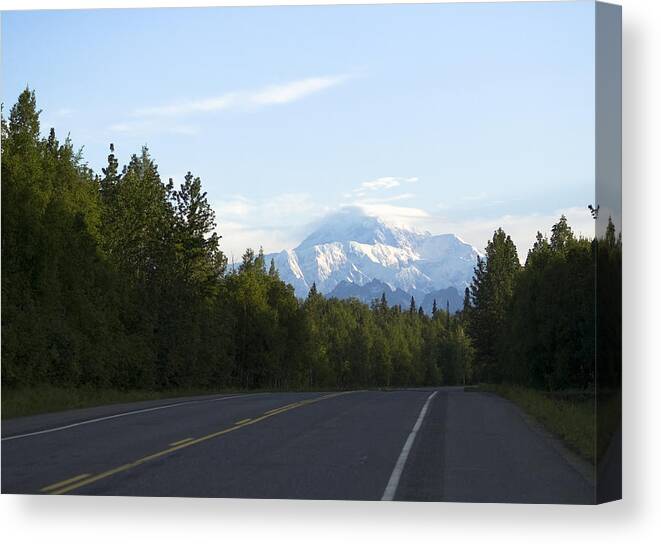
268 258 279 278
171 171 226 296
99 143 120 203
550 214 573 252
255 246 266 272
240 248 256 272
5 89 605 398
308 282 318 299
446 299 450 329
467 228 520 382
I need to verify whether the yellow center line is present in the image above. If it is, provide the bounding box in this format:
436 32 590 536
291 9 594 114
169 437 194 447
263 402 299 415
40 473 91 492
46 391 358 495
234 418 252 425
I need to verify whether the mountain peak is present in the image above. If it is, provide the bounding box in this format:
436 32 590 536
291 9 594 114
266 207 479 299
297 207 426 251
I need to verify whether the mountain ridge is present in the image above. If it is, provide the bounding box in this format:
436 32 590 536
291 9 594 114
266 207 479 300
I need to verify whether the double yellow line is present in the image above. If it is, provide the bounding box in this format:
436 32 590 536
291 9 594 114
41 391 355 496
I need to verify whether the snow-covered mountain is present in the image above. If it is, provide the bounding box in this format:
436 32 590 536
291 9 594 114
265 208 480 300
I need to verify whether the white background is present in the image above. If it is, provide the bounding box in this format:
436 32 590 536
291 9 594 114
1 0 659 542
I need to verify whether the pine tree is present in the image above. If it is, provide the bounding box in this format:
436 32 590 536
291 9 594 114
308 282 318 298
240 248 255 272
268 258 278 278
255 246 266 272
467 228 520 382
409 296 416 315
100 143 120 202
550 215 573 252
446 299 450 329
171 170 226 295
432 299 438 316
8 87 40 142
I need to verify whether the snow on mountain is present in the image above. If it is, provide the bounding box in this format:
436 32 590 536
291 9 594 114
265 207 480 299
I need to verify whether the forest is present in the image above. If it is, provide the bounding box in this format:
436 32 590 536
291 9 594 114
1 89 621 395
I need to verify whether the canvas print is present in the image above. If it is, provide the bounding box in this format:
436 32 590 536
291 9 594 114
1 1 621 503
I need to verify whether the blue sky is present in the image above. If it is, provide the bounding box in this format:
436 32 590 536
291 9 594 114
2 1 596 259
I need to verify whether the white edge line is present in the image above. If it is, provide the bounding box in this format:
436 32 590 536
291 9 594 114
1 393 267 442
381 390 438 501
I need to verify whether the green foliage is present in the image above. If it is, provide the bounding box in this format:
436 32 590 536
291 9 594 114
2 90 477 399
504 219 595 389
465 213 620 394
3 90 616 407
467 228 520 382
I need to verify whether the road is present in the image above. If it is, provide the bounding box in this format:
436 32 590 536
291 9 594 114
1 388 595 503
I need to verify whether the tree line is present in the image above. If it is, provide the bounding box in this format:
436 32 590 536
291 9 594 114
463 210 621 391
1 89 474 391
2 89 619 394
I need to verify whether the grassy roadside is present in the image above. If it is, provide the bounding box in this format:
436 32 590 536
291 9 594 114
1 384 353 420
474 383 596 463
0 385 250 420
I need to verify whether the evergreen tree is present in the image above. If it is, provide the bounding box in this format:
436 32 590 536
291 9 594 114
268 258 278 278
467 228 520 382
1 90 612 398
308 282 318 299
99 143 120 202
446 299 450 329
171 171 226 296
550 214 573 252
255 246 266 272
379 292 388 314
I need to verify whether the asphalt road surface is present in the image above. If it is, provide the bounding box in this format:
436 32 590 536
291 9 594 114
1 388 595 503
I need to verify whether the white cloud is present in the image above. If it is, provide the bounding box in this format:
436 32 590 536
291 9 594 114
214 196 254 218
250 76 350 106
416 206 595 262
108 120 199 136
220 222 302 266
214 191 595 263
212 192 327 256
358 193 416 204
350 202 430 227
357 176 418 192
133 74 350 118
361 177 401 190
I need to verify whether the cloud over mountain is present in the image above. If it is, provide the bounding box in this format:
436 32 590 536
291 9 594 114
265 207 480 299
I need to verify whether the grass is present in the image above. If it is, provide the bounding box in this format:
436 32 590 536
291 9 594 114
0 385 242 420
1 384 350 420
475 383 597 463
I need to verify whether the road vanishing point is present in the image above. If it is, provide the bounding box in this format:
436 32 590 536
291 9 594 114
1 388 594 502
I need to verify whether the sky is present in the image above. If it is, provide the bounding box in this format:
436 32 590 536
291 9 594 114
1 1 596 260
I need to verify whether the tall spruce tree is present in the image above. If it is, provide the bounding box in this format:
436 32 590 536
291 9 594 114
467 228 520 382
171 171 226 296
